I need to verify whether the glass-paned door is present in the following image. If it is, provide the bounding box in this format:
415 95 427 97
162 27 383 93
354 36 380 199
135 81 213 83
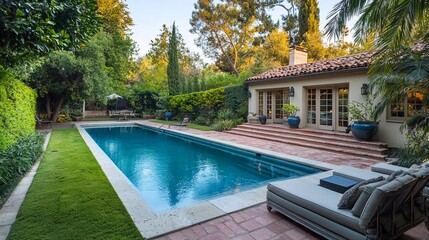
319 89 333 130
338 88 349 129
266 91 272 120
258 92 264 115
274 90 288 122
307 89 316 125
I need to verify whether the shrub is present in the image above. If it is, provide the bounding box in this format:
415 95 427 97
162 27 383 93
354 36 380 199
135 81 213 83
0 66 36 151
217 108 235 121
0 132 45 205
214 119 236 132
397 129 429 167
57 114 72 123
128 86 159 113
194 116 207 125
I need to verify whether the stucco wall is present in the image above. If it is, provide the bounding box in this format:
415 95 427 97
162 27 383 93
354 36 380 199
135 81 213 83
247 70 406 147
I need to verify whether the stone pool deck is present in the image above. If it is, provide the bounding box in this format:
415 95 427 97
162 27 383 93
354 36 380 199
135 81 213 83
141 121 428 240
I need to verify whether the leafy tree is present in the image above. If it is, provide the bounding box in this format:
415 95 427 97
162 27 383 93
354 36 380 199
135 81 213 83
97 0 133 36
0 0 100 67
28 51 87 122
135 57 168 92
137 24 202 94
258 0 300 45
190 0 267 75
263 28 290 65
147 24 189 66
97 0 135 93
28 46 111 122
167 23 180 95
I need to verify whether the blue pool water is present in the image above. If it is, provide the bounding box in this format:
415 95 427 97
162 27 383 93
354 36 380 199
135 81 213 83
85 125 321 212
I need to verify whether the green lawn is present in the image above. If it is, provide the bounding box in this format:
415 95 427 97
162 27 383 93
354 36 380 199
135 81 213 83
152 119 214 131
8 128 143 240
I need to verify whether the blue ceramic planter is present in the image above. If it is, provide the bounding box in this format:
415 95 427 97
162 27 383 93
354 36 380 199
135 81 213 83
259 115 267 124
351 121 378 141
165 112 173 120
287 116 301 128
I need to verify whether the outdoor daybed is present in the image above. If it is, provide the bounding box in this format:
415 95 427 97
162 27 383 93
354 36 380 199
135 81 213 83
267 166 429 240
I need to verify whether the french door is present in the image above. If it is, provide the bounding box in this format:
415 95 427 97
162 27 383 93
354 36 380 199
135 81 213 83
306 87 349 131
257 89 289 123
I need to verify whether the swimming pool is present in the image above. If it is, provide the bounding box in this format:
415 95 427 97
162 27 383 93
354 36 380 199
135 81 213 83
84 125 321 213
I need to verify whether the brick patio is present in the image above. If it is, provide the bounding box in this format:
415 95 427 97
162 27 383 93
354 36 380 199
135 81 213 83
147 121 429 240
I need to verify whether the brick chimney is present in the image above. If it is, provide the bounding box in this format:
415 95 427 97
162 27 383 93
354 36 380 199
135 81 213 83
289 46 308 65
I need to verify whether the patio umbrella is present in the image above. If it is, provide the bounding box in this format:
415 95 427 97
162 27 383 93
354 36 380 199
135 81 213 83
107 93 123 110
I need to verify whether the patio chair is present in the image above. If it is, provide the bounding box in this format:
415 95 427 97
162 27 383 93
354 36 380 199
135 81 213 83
266 166 429 240
36 115 52 128
169 117 189 129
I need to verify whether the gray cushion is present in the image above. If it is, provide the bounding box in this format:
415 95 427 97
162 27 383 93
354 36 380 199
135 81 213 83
351 180 387 217
404 167 429 178
359 174 415 228
334 166 386 181
338 176 384 209
268 178 363 233
371 162 408 175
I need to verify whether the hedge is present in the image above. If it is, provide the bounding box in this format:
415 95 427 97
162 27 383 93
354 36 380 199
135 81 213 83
224 84 248 120
169 87 225 117
168 84 248 121
0 67 36 151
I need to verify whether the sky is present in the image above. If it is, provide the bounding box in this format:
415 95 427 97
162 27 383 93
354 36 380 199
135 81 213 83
126 0 356 61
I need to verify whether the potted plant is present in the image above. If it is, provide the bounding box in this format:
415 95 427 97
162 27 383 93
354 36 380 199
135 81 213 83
282 104 300 128
348 97 379 141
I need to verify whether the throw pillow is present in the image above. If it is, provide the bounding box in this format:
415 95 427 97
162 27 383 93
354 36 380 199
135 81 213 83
386 170 404 181
351 180 388 217
337 176 384 209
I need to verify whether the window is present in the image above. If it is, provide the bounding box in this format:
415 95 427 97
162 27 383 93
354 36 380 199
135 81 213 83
388 91 425 120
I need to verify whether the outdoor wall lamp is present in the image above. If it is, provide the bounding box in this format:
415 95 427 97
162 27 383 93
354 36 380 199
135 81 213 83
247 90 252 98
361 83 369 95
288 87 295 97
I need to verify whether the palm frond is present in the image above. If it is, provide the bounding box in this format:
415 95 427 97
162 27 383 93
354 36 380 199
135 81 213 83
324 0 368 41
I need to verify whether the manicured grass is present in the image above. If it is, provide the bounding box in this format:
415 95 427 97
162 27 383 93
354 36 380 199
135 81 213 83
152 119 214 131
8 128 143 240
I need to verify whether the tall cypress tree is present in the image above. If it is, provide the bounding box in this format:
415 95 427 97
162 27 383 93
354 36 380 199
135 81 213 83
167 22 180 95
297 0 319 44
297 0 324 61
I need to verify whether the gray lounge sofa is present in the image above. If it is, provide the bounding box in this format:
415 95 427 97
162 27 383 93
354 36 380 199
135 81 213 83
267 166 429 240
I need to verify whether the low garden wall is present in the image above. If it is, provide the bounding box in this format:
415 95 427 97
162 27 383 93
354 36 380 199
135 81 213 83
84 110 108 118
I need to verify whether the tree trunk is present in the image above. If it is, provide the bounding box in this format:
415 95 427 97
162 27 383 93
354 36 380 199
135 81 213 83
45 96 52 119
51 96 65 123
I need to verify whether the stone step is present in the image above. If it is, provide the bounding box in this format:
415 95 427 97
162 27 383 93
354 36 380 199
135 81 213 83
238 124 388 148
227 124 389 161
230 128 387 155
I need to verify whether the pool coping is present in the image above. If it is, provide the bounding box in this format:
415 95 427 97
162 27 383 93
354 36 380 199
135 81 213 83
76 121 339 239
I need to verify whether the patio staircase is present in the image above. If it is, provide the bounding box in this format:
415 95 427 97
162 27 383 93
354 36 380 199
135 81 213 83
227 123 389 161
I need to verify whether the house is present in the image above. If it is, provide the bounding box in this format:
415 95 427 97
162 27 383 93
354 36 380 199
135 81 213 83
245 47 424 147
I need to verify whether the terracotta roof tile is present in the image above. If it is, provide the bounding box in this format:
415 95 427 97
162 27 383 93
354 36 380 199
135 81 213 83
245 51 373 82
